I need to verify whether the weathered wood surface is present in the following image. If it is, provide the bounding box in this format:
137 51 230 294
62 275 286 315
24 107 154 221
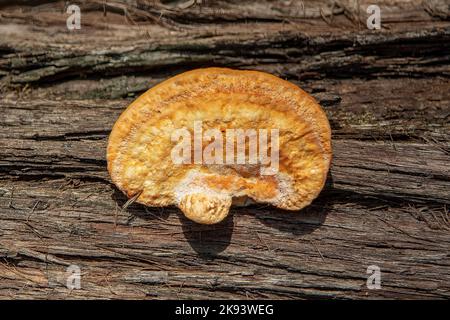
0 0 449 299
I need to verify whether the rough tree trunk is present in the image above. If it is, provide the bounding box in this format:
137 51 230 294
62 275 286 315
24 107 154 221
0 0 449 299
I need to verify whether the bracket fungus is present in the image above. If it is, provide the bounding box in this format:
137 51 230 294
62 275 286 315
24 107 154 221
107 68 331 224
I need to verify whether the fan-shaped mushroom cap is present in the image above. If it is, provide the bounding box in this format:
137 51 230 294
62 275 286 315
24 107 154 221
107 68 331 224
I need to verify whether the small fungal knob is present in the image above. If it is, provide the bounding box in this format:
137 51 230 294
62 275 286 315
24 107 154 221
178 193 232 224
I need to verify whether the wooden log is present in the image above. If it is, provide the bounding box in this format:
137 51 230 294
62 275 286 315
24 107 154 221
0 0 449 299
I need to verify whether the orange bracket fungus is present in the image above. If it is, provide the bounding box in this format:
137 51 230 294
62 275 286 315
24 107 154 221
107 68 332 224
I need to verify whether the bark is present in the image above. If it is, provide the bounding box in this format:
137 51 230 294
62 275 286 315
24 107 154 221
0 0 449 299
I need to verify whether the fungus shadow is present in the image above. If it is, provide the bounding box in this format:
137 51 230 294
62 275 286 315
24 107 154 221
111 173 334 257
110 189 233 258
179 213 234 258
